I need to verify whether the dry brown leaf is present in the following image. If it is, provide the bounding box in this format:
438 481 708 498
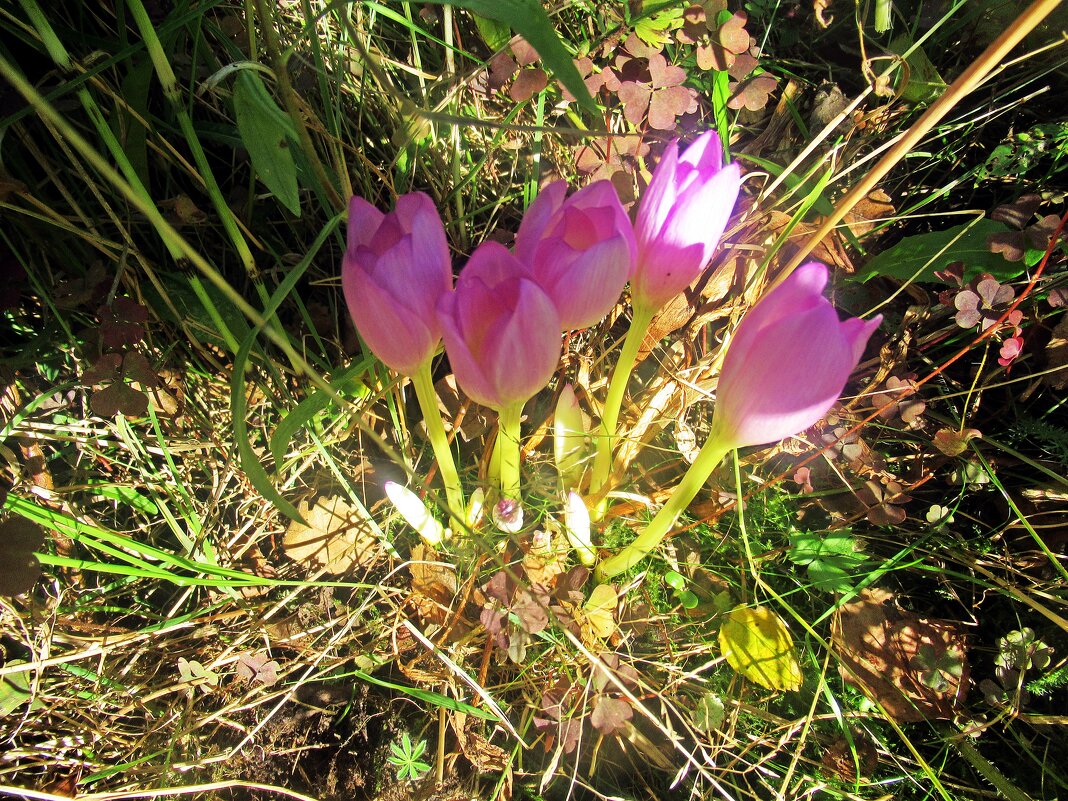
1043 314 1068 390
521 529 567 589
283 495 382 574
832 588 969 722
434 375 491 442
408 543 458 627
844 189 895 240
764 209 853 271
454 712 510 771
820 728 877 781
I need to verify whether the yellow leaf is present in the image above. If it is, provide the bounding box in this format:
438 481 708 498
719 606 802 691
582 584 618 642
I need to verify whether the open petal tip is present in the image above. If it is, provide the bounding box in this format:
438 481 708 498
842 314 883 361
347 196 385 247
679 130 723 170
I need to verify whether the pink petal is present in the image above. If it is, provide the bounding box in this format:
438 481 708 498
345 253 436 375
678 130 723 173
484 278 561 407
515 181 568 263
631 240 706 312
712 263 880 449
633 141 681 246
437 291 499 408
346 196 384 250
659 162 740 265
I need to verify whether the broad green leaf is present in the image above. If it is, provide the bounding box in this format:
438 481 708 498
719 606 802 691
471 12 512 51
888 34 945 104
269 364 368 467
857 218 1023 284
788 530 867 593
421 0 597 115
232 328 305 525
633 7 684 47
0 662 44 717
691 691 725 732
233 71 301 215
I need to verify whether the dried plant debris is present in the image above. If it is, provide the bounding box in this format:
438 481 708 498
832 588 969 722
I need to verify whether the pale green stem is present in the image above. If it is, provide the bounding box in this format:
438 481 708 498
488 427 501 486
497 402 524 501
411 361 464 525
589 303 656 511
596 431 733 581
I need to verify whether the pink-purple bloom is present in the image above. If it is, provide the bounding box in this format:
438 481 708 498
631 131 741 313
342 193 452 375
711 262 882 449
437 242 562 410
515 180 637 330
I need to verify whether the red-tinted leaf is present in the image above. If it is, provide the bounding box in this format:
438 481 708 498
727 73 777 111
695 42 720 71
99 299 147 348
592 653 641 691
487 51 518 92
236 653 280 686
623 32 660 59
512 588 549 634
648 85 697 129
83 353 123 385
0 518 44 596
480 606 506 639
511 37 540 67
590 695 632 736
998 335 1024 367
618 81 652 125
677 7 707 44
482 570 513 605
990 194 1042 229
509 67 548 102
717 11 750 53
559 718 582 753
1027 214 1065 250
647 54 686 88
123 352 159 386
91 382 148 417
987 230 1027 262
727 51 758 80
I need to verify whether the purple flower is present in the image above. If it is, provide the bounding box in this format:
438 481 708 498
631 131 741 313
515 180 637 330
711 263 881 449
341 193 452 375
437 242 561 410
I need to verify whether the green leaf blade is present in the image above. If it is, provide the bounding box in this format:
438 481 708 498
233 71 301 216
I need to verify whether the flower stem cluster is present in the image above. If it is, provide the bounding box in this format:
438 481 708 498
341 131 880 576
